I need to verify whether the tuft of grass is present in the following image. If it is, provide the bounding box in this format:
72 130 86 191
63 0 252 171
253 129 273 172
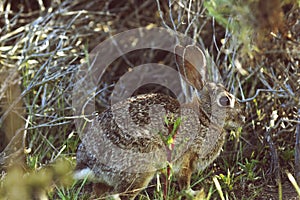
287 171 300 197
213 176 225 200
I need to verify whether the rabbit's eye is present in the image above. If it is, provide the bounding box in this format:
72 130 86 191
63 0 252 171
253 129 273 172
219 96 230 106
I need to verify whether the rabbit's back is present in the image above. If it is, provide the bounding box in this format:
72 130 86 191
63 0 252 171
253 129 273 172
91 93 180 151
77 93 184 174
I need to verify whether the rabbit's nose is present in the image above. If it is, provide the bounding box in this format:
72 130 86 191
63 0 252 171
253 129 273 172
237 109 246 125
240 115 246 123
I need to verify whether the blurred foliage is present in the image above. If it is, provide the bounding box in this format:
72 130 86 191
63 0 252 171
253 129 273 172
0 158 73 199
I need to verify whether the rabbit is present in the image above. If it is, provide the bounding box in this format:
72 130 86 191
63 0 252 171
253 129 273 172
74 44 244 200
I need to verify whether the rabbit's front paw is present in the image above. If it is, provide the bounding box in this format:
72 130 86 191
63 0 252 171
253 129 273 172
108 194 121 200
185 188 198 196
185 188 206 199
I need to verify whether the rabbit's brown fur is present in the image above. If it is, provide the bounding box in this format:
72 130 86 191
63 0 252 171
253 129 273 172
75 45 243 199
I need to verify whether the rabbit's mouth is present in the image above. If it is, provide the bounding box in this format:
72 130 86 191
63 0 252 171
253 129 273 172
224 120 244 130
224 113 245 130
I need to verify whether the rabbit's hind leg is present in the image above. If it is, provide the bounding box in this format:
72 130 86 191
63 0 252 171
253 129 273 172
116 171 156 200
176 153 198 191
93 182 114 198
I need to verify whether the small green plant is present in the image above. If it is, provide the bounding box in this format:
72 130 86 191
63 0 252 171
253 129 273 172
54 179 89 200
159 115 182 199
161 115 182 151
238 157 260 181
216 169 235 191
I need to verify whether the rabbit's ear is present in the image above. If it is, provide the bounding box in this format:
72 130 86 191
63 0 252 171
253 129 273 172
175 45 207 91
175 45 185 70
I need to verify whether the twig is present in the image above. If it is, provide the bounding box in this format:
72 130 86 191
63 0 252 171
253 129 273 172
295 108 300 183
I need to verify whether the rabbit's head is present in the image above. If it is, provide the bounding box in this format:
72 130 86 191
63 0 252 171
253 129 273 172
175 45 244 129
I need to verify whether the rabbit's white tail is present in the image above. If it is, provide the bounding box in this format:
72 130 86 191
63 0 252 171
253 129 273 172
73 167 95 180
